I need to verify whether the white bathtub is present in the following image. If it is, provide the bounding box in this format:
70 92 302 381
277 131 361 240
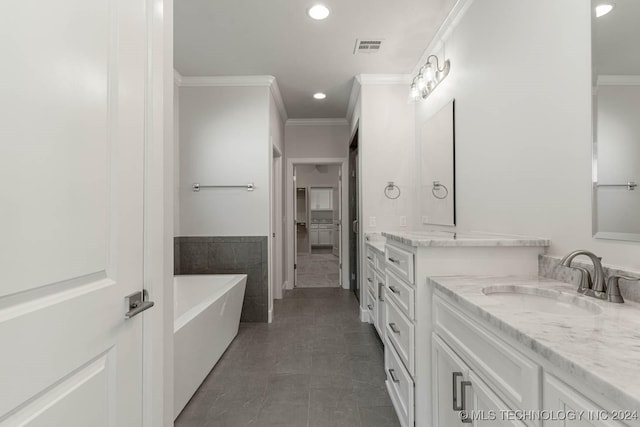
173 274 247 419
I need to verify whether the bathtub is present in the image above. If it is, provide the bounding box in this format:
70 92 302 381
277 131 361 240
173 274 247 419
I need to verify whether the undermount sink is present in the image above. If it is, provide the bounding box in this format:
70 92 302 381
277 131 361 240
481 285 603 316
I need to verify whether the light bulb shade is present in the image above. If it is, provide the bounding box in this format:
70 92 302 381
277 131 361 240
424 64 435 83
410 84 419 99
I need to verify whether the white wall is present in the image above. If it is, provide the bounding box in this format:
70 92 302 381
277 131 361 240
179 85 270 236
269 90 286 302
296 164 340 188
360 84 416 233
414 0 640 270
284 122 349 158
173 81 180 236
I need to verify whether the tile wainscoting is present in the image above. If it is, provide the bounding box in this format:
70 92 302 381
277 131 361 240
174 236 269 322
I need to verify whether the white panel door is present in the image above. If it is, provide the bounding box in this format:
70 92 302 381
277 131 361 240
0 0 149 425
432 334 471 427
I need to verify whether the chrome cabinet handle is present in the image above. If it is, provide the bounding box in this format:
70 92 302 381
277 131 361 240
367 256 374 261
378 282 384 301
367 278 373 283
388 369 400 383
388 286 400 294
388 257 400 264
367 304 373 310
452 372 463 411
389 323 400 334
125 290 155 319
460 380 472 423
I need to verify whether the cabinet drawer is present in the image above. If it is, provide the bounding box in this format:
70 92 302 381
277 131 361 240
434 295 540 415
375 250 385 273
386 269 415 320
385 343 415 427
365 266 376 295
385 244 414 284
366 288 376 324
386 297 415 376
366 246 376 265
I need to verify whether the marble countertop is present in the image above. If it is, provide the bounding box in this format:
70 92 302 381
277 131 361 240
365 233 386 254
430 275 640 410
382 230 550 247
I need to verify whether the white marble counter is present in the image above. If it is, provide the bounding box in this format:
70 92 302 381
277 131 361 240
382 230 550 247
365 233 386 254
430 275 640 410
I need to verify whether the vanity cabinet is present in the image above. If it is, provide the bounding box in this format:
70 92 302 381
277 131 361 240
365 243 386 337
378 232 547 427
310 224 333 246
433 287 640 427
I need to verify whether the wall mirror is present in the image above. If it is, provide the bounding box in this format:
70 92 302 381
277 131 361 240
419 100 455 226
592 0 640 241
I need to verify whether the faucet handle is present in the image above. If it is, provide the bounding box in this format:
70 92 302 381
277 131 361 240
606 275 640 303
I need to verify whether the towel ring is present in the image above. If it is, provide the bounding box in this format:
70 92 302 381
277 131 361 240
432 181 449 200
384 182 401 200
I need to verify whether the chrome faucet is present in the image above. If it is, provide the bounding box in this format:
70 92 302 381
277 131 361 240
560 250 607 300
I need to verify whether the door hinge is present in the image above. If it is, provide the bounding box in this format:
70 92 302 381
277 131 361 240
272 233 276 238
294 263 297 270
351 273 356 280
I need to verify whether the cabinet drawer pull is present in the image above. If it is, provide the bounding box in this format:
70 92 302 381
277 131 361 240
367 304 373 310
452 372 463 411
388 369 400 383
389 322 400 334
460 381 472 423
367 256 374 261
388 257 400 264
388 286 400 294
367 278 373 283
378 283 384 301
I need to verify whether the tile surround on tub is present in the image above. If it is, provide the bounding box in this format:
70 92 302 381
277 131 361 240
174 236 269 322
539 254 640 304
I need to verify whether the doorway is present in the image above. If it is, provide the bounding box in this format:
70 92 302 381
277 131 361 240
294 164 342 287
348 130 360 300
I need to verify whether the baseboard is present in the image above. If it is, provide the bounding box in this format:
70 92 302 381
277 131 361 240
360 307 369 323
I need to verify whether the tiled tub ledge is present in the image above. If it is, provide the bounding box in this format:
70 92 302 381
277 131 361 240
430 275 640 412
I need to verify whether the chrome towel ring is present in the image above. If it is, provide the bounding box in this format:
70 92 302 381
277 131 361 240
432 181 448 199
384 182 401 200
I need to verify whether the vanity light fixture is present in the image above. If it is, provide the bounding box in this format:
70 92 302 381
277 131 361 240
313 92 327 100
308 4 330 20
595 3 614 17
410 54 450 101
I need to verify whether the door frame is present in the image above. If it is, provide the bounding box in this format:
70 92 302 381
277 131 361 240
270 144 284 318
142 0 174 425
285 158 349 290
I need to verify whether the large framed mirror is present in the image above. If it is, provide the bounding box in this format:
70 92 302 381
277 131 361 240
592 0 640 241
419 100 455 226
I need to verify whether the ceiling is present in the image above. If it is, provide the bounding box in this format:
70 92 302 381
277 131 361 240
593 0 640 76
174 0 457 119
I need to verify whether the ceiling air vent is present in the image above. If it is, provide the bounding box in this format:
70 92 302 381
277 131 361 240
354 39 384 54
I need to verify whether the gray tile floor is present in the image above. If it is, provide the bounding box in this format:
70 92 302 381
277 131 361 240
175 288 400 427
296 254 340 288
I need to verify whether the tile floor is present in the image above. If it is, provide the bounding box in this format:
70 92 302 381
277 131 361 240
295 254 340 288
175 288 400 427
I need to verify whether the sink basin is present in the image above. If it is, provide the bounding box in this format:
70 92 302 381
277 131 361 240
481 285 602 316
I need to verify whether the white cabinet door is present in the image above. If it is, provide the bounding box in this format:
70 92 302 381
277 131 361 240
319 229 332 245
470 371 527 427
433 335 472 427
543 374 628 427
310 230 319 245
0 0 149 425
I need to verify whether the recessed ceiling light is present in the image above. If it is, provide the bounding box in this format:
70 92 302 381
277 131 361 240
313 93 327 100
595 3 614 17
308 4 330 20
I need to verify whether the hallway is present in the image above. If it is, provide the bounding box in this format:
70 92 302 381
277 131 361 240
295 253 340 288
175 288 400 427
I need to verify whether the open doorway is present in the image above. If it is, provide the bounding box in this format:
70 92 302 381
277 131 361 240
294 164 342 287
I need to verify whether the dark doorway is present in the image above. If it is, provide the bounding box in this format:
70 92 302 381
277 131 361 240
348 129 359 300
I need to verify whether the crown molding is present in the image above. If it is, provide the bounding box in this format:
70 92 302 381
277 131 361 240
285 118 349 127
269 78 288 121
177 75 277 87
411 0 475 77
596 75 640 86
346 77 361 124
356 74 412 85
